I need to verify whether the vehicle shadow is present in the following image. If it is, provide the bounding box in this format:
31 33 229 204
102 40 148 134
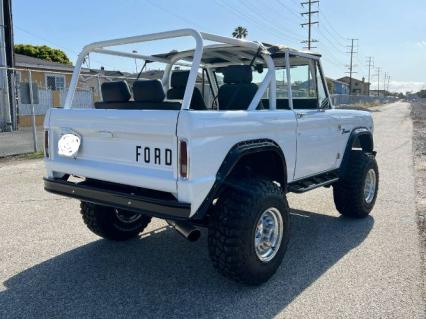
0 209 374 319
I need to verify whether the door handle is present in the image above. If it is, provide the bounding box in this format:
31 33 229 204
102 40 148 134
296 113 304 119
96 130 114 138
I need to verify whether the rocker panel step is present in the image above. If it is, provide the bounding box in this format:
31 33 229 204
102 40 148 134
288 170 339 193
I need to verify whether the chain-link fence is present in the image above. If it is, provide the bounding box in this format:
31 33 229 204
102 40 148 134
0 66 138 156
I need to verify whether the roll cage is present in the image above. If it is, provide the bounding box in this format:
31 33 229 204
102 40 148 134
65 28 331 111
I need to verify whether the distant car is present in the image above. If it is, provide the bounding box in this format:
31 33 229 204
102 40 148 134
43 29 379 285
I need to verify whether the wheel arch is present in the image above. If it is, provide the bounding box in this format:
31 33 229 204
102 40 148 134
339 127 375 177
192 139 287 221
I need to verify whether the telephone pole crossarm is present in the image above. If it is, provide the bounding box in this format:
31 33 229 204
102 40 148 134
300 0 319 50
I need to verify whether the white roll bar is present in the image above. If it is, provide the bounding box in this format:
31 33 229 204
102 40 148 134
64 28 277 111
64 29 204 109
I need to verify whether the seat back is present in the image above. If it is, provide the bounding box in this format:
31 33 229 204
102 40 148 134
167 70 207 110
218 65 258 110
94 79 181 110
132 79 181 110
94 81 132 109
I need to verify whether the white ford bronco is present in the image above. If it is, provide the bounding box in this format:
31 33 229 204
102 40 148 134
43 29 379 285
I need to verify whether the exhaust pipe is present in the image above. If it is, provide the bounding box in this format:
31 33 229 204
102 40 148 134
166 220 201 242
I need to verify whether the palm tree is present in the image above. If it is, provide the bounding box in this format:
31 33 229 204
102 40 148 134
232 26 248 39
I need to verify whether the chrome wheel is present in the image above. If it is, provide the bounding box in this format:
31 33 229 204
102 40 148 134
364 169 377 204
114 209 142 224
254 207 284 263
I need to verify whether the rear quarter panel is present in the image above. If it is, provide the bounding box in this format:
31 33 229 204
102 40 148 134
177 110 297 216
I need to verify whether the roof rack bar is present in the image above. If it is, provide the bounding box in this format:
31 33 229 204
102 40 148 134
93 49 191 67
207 51 242 64
200 32 262 50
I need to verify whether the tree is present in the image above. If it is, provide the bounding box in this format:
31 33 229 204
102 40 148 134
232 26 248 39
14 44 71 65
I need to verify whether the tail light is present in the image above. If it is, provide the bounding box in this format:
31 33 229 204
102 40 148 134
44 130 49 158
179 139 189 179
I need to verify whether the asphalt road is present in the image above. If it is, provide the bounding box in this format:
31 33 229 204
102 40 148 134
0 102 424 318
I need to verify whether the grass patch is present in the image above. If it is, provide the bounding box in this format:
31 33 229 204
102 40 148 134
0 151 44 164
22 151 44 160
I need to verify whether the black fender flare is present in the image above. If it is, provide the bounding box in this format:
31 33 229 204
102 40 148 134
192 139 287 220
339 127 375 178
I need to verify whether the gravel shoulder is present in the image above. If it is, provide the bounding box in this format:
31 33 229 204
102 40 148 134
411 98 426 310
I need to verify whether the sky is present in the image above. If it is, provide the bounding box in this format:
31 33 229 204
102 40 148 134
12 0 426 93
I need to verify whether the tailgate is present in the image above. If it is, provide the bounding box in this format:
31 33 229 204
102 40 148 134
45 108 179 193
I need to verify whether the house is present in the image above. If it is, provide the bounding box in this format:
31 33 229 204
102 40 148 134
14 54 127 126
15 53 73 91
337 76 370 95
14 54 75 126
326 77 349 95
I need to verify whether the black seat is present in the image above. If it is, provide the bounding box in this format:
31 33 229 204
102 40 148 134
167 70 207 110
132 80 181 110
94 81 132 109
218 65 258 110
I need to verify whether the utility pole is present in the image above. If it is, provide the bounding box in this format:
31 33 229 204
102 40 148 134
346 39 358 95
375 67 381 96
0 0 12 131
366 56 374 96
301 0 319 50
387 75 391 92
383 72 388 96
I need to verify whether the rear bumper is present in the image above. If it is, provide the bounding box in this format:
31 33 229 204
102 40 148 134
44 177 191 220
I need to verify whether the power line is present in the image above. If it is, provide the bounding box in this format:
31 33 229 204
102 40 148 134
300 0 319 50
238 1 302 42
319 12 347 41
317 28 346 54
14 25 117 70
273 0 304 22
145 0 203 29
318 23 346 48
215 0 301 44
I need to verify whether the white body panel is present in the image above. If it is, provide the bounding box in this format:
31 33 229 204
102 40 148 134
45 108 179 193
294 109 340 179
328 109 374 165
293 108 373 179
177 110 297 215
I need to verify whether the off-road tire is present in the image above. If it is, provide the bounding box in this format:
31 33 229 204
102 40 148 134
333 150 379 218
208 178 290 285
80 202 151 241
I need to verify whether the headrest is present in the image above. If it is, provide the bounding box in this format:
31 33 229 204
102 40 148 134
133 80 165 102
101 81 131 102
171 70 190 88
223 65 253 84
